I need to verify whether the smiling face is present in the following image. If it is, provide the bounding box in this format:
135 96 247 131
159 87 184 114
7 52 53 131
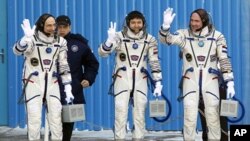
43 17 56 36
128 18 144 34
190 12 203 32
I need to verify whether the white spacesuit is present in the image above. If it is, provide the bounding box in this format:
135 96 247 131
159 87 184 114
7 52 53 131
13 14 73 141
99 11 162 140
159 8 235 141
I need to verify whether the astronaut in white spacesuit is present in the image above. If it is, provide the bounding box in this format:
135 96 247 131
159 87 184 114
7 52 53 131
159 8 235 141
99 11 163 140
13 13 74 141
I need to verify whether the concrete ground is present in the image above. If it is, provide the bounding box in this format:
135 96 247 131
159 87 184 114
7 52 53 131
0 126 203 141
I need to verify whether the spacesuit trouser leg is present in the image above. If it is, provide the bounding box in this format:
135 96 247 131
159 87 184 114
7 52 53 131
200 86 228 141
219 86 228 141
27 97 42 141
47 92 63 140
204 95 221 141
26 92 43 140
183 93 199 141
183 106 198 141
132 91 147 139
114 91 130 140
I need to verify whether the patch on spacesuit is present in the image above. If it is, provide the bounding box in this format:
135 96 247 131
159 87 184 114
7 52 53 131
119 53 126 61
131 55 139 61
30 58 39 66
71 45 79 52
132 43 138 49
43 59 51 65
185 53 192 62
197 55 205 61
210 54 217 62
198 41 204 47
46 47 52 54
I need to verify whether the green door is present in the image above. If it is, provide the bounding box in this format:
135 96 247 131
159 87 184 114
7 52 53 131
0 0 7 125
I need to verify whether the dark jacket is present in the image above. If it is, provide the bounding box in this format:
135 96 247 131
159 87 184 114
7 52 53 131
60 32 99 104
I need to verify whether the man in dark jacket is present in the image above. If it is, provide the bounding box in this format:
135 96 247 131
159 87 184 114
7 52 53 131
56 15 99 141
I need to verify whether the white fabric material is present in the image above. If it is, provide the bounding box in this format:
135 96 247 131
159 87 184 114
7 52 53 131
227 81 235 99
223 71 234 83
114 87 147 140
20 19 35 46
99 27 162 140
159 23 228 140
21 19 36 37
13 24 72 140
162 7 176 30
125 28 144 39
106 22 117 47
64 84 74 103
19 36 32 47
153 81 163 97
37 31 55 43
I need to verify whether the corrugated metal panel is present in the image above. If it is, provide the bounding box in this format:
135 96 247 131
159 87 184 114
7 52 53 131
0 0 8 125
7 0 249 131
240 0 250 124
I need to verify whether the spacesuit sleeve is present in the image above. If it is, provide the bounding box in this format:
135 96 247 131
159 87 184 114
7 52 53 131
98 32 121 57
159 28 186 48
13 36 34 56
98 43 112 57
147 35 162 81
58 37 72 85
216 32 234 82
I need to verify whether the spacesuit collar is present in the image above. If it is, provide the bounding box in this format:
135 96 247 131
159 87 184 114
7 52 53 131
125 28 145 40
36 31 56 44
190 26 213 38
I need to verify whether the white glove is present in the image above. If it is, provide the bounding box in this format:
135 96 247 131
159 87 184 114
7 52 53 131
227 81 235 99
105 21 117 47
21 19 36 38
19 36 32 47
162 7 176 30
64 84 74 103
153 81 163 97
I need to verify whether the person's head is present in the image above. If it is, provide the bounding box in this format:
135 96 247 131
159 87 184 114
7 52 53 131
189 9 212 32
35 13 56 37
56 15 71 37
124 10 146 34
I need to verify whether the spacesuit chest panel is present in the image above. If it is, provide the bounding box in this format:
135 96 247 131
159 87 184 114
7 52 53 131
117 38 148 69
183 31 217 68
29 43 60 72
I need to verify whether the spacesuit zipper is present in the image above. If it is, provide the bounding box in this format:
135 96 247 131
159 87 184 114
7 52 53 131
198 68 206 119
130 69 136 106
43 71 48 104
199 69 202 94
